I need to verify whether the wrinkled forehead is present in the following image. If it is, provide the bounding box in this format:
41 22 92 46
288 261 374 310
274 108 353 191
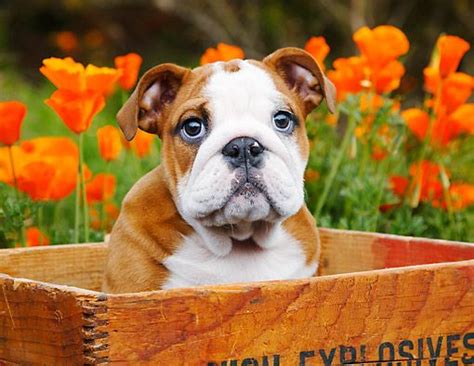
197 60 290 122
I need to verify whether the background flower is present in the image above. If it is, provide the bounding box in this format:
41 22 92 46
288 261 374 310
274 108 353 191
97 125 122 161
200 43 244 65
115 53 143 90
0 101 27 146
86 173 116 203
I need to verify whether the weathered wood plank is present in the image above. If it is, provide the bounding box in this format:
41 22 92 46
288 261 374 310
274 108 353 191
105 260 474 365
0 243 107 291
319 228 474 275
0 229 472 291
0 275 108 365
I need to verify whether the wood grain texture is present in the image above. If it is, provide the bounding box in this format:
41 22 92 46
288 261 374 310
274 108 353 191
319 228 474 275
1 229 472 292
0 243 107 291
0 230 473 365
104 260 474 365
0 275 108 365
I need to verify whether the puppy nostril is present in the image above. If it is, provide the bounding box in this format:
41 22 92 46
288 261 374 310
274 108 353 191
223 143 241 158
229 145 240 157
249 142 264 157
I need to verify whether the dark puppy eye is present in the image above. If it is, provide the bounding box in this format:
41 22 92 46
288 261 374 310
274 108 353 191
272 111 296 133
180 118 207 143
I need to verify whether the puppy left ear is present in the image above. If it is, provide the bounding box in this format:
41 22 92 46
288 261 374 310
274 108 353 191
117 64 190 141
263 47 336 115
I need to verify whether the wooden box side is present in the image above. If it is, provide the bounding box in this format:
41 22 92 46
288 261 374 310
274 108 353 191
0 275 108 364
105 260 474 365
319 228 474 275
0 243 107 291
0 229 472 292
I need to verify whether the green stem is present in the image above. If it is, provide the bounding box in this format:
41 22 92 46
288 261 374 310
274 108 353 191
53 200 61 241
38 203 44 237
371 158 390 231
7 146 25 247
79 133 90 242
74 169 80 243
314 115 357 218
439 164 459 239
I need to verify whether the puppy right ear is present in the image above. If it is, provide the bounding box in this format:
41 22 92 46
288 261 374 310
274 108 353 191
117 63 190 141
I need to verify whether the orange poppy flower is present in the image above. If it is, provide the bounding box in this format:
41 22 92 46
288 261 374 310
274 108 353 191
115 53 143 90
403 107 464 146
390 176 409 197
40 57 121 94
437 35 470 78
2 137 79 200
449 184 474 210
128 129 155 158
411 161 444 202
20 136 78 158
304 36 330 69
327 57 366 101
86 173 116 203
40 57 85 92
304 168 320 183
353 25 409 70
45 90 105 134
402 108 430 141
25 227 50 246
440 73 472 114
26 137 79 200
0 101 27 146
0 137 79 188
371 60 405 94
0 145 30 184
450 104 474 134
391 161 443 204
54 31 79 53
200 43 245 65
17 161 57 200
97 125 122 161
85 64 122 95
423 67 440 94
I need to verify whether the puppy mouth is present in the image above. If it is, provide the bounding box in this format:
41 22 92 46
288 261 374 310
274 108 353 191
226 169 274 207
194 168 283 226
231 237 262 251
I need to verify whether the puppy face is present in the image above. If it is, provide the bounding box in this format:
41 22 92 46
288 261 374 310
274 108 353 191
117 47 335 243
177 60 308 229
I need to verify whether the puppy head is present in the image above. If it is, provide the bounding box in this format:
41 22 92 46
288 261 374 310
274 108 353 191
117 48 335 250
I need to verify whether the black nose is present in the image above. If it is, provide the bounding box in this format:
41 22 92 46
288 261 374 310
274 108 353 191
222 137 265 168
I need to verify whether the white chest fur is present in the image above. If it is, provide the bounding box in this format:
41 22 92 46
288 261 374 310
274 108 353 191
162 225 317 289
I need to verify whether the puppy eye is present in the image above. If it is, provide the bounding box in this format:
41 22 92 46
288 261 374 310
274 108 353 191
272 111 296 134
180 118 207 143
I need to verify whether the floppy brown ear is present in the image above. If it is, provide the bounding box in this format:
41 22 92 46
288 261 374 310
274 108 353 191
116 63 190 141
263 47 336 115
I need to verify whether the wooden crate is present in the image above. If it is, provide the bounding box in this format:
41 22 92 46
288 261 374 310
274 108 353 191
0 228 473 365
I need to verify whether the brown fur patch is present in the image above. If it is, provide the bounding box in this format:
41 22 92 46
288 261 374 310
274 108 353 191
223 61 241 73
282 205 320 266
102 165 193 293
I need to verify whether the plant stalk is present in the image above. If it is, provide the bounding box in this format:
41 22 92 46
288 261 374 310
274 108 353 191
79 133 90 242
314 114 357 218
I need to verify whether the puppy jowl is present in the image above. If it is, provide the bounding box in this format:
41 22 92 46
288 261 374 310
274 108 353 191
103 48 335 292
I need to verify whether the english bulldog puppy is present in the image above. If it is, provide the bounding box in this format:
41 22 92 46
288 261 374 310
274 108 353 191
103 47 336 293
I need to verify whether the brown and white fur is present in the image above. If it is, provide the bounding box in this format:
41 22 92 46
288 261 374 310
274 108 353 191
103 48 336 293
